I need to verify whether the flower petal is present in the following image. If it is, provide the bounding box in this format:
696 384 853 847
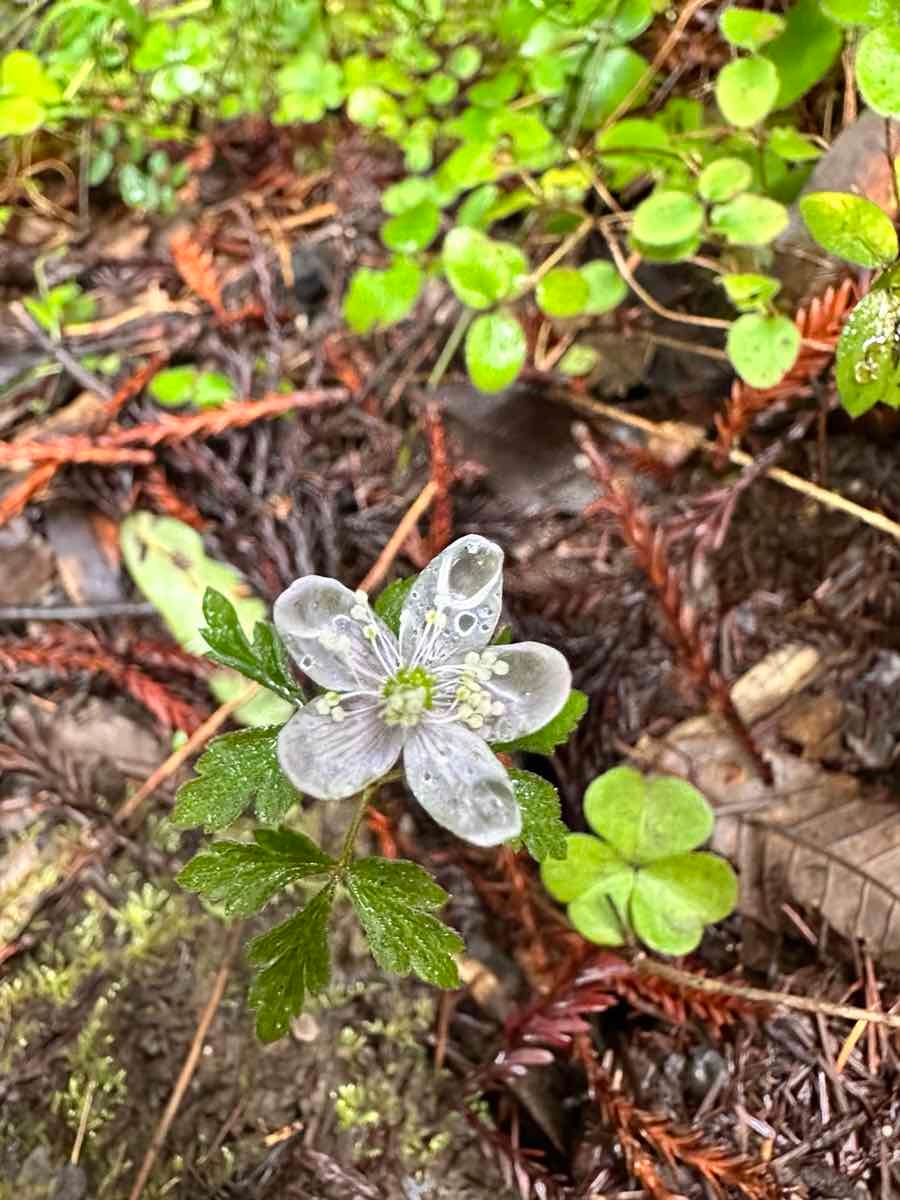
277 697 404 800
478 642 571 744
400 535 504 667
274 576 398 692
404 722 520 846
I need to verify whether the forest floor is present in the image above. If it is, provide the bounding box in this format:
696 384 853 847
2 118 900 1200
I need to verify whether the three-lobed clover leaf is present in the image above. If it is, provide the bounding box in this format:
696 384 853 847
541 766 737 955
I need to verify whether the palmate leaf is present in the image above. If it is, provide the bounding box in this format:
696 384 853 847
493 689 588 755
172 727 298 831
201 588 302 703
346 858 463 988
177 828 334 916
248 884 335 1042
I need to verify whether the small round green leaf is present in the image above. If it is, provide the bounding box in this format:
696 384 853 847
727 313 801 388
768 126 823 162
343 257 423 334
632 189 704 247
710 194 789 245
464 311 527 393
443 227 515 308
194 372 235 409
536 268 590 318
720 7 785 50
714 56 780 128
720 272 781 311
447 45 482 81
558 344 600 376
799 192 899 268
630 233 701 263
0 95 45 135
381 200 440 253
149 365 197 407
580 261 628 314
382 177 437 215
425 72 458 106
541 832 622 902
835 284 900 417
584 767 714 864
857 26 900 116
697 157 753 203
630 853 738 955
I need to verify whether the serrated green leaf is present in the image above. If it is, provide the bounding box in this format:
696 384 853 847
248 883 335 1041
172 727 297 831
346 857 463 987
178 828 334 915
799 192 898 268
373 575 416 636
493 689 587 755
630 853 738 955
201 588 301 704
508 768 568 861
583 766 713 864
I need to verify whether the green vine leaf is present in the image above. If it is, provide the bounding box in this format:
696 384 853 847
248 883 335 1041
493 689 588 755
178 829 335 916
465 311 527 393
508 768 568 861
727 313 800 388
172 727 298 831
835 282 900 416
343 257 423 334
855 25 900 117
346 857 463 987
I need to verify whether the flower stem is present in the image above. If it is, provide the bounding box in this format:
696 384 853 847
338 785 375 870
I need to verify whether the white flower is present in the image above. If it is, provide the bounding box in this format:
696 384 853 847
273 535 572 847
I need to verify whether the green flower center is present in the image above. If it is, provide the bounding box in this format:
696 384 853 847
382 666 435 727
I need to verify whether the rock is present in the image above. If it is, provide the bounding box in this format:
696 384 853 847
437 382 596 516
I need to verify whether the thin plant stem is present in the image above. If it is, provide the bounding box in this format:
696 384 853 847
339 785 377 870
427 309 472 391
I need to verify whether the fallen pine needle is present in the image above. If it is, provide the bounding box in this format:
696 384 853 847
126 924 242 1200
114 681 259 828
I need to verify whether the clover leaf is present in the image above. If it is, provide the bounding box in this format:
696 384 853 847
541 766 737 955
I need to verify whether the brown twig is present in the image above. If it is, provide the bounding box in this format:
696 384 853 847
423 402 453 556
126 924 241 1200
114 681 259 828
640 959 900 1030
357 480 438 594
0 462 58 526
569 393 900 545
574 423 772 782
